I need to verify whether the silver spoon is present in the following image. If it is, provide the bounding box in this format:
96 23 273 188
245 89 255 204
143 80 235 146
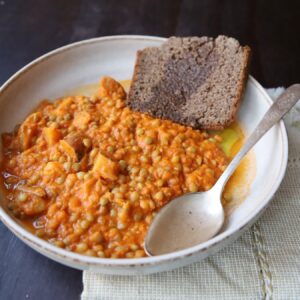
145 84 300 256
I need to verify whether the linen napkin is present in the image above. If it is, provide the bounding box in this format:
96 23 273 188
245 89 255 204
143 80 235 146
82 87 300 300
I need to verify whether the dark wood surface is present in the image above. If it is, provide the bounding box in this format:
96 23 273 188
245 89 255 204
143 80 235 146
0 1 299 299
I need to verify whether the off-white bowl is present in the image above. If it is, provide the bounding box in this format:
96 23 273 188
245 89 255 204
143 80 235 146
0 36 288 275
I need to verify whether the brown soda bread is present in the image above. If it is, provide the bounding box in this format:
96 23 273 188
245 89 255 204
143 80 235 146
127 36 251 130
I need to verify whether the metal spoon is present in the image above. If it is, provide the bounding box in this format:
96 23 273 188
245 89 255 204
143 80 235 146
145 84 300 256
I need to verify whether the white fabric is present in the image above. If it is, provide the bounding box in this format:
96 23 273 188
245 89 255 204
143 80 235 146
82 87 300 300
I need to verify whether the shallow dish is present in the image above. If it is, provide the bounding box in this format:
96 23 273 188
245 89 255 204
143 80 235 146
0 35 288 275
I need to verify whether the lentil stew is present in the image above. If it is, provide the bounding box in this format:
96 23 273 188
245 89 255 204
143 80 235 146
1 77 231 258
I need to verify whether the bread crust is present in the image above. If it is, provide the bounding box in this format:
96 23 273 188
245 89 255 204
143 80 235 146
225 45 252 130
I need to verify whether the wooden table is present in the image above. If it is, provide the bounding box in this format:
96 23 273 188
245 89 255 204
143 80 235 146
0 1 299 299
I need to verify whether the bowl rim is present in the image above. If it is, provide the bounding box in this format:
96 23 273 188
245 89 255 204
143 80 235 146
0 35 288 268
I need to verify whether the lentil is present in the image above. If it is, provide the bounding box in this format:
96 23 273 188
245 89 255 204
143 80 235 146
100 197 109 206
83 138 92 148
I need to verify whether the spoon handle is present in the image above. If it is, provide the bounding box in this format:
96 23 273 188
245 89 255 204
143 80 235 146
214 84 300 194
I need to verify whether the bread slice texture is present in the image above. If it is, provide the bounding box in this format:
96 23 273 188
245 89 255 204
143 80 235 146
127 36 251 130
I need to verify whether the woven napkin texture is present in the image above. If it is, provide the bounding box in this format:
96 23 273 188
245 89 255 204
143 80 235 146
82 88 300 300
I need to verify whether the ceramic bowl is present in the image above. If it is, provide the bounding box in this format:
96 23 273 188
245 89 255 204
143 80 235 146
0 36 288 275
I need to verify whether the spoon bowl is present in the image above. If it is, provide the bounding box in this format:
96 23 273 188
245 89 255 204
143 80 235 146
145 187 224 255
145 84 300 256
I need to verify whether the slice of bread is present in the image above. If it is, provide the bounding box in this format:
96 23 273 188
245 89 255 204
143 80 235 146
127 36 251 130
